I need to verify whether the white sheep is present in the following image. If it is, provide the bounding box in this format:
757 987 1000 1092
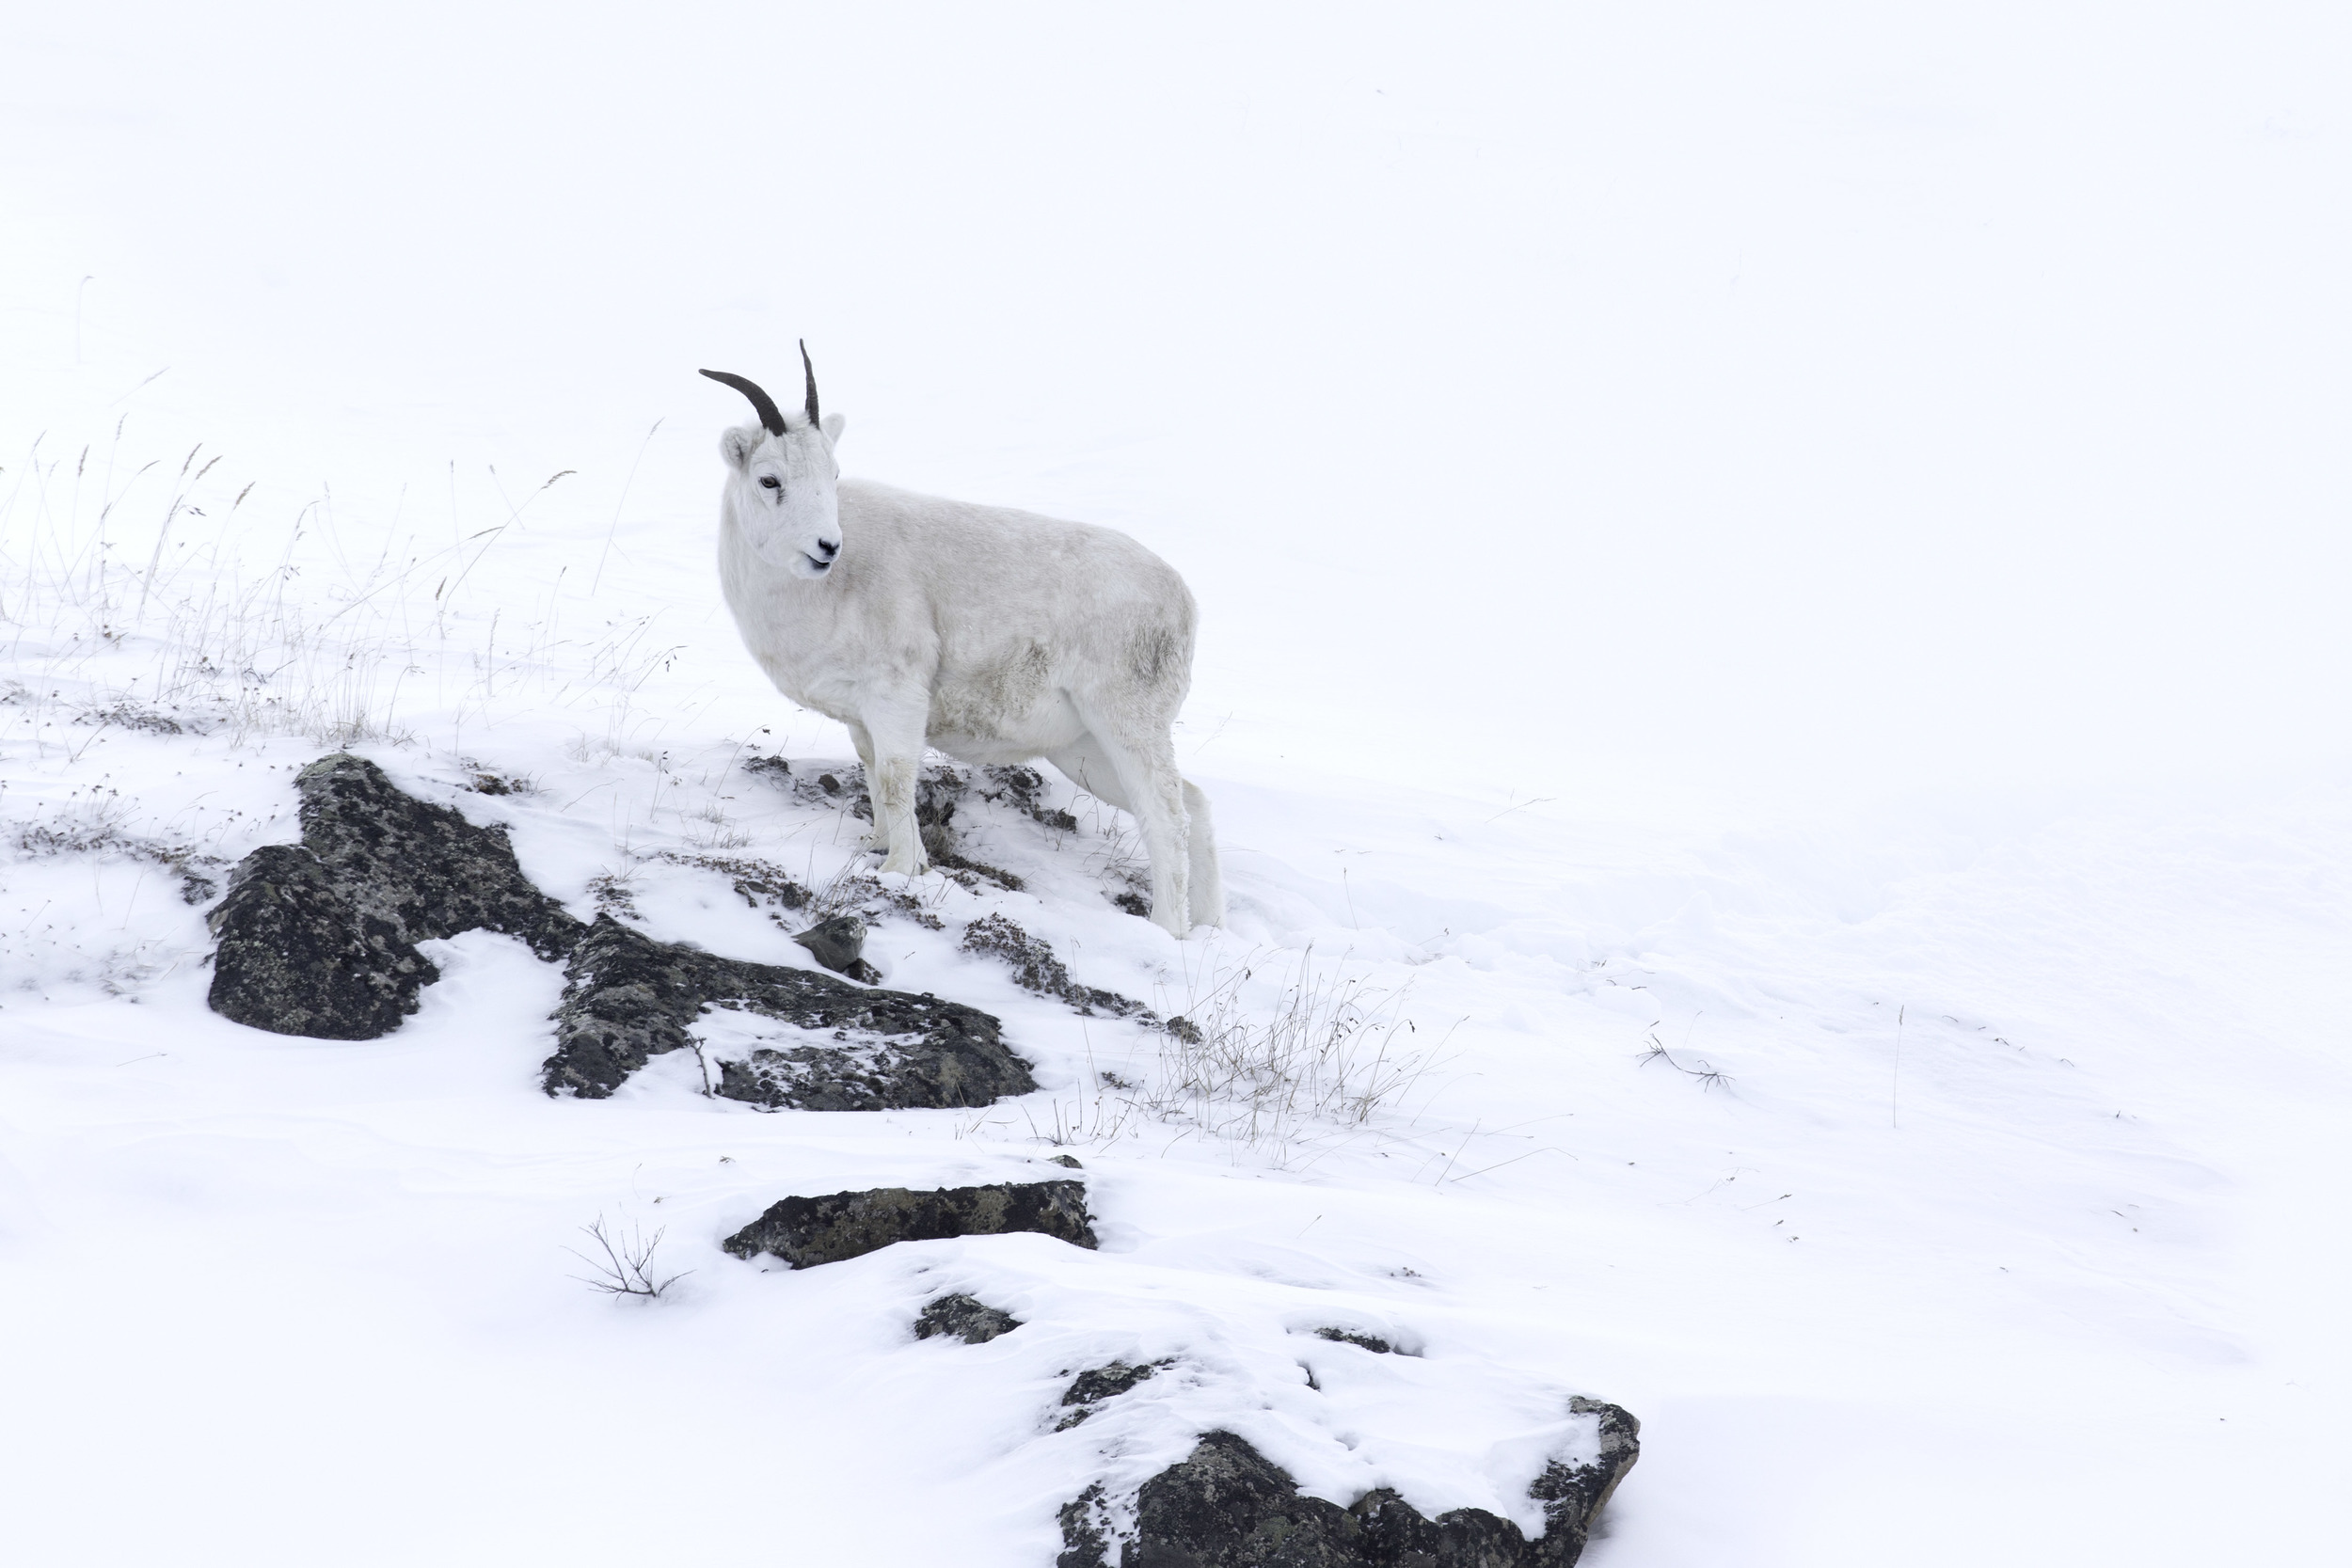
701 351 1224 939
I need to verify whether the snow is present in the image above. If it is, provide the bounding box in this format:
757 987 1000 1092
4 4 2347 1564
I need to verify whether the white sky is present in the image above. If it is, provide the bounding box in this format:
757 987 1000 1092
5 1 2346 806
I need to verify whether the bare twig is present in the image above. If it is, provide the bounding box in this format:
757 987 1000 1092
1640 1016 1734 1092
564 1216 691 1299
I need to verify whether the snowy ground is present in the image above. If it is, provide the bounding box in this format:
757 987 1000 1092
5 6 2349 1565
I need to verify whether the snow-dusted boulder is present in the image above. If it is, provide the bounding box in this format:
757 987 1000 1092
544 915 1030 1106
206 753 1040 1116
1058 1402 1640 1568
722 1180 1098 1269
206 752 580 1038
913 1292 1024 1345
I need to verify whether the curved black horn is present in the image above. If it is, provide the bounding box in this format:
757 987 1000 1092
800 339 820 429
699 369 786 436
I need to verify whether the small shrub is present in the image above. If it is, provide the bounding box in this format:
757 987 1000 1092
564 1216 690 1299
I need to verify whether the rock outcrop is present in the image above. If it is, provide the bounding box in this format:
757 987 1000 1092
205 843 435 1039
207 753 582 1038
1057 1404 1639 1568
723 1180 1098 1268
208 755 1036 1116
914 1292 1024 1344
1057 1360 1169 1429
791 913 882 983
959 913 1171 1028
545 915 1031 1104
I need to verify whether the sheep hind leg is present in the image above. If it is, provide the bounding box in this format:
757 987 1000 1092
1182 778 1225 928
1054 719 1191 940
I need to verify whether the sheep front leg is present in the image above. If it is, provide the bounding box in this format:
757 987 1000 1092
845 720 887 851
859 700 930 878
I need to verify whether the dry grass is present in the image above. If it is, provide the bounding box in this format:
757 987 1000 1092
1139 949 1438 1152
0 426 679 760
996 947 1448 1169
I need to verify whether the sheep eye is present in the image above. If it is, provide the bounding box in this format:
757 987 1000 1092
758 476 781 491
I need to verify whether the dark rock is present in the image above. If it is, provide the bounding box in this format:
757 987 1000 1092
206 755 1040 1117
293 752 582 960
741 754 791 778
979 764 1080 833
207 753 580 1037
914 1291 1023 1344
546 916 1032 1105
961 913 1164 1028
802 761 1031 889
934 846 1027 892
207 753 582 1037
1072 1408 1639 1568
1113 891 1152 920
1527 1400 1644 1564
722 1179 1097 1269
1063 1360 1161 1407
661 851 810 916
1121 1432 1367 1567
910 767 1027 890
80 701 183 735
792 913 882 983
1313 1328 1394 1354
1049 1154 1085 1169
1350 1488 1532 1568
206 844 438 1039
1057 1359 1168 1428
1059 1484 1117 1568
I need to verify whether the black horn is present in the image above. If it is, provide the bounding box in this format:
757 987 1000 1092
699 369 786 436
800 339 820 429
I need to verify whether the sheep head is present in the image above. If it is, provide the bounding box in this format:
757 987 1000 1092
703 346 848 580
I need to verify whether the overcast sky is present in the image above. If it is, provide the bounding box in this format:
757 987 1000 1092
6 1 2345 810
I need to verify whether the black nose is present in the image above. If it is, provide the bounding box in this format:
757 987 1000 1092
814 539 838 561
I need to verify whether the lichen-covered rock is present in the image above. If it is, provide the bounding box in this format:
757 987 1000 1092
722 1180 1097 1269
204 758 1037 1121
1119 1432 1368 1568
207 753 580 1037
544 916 1032 1105
977 764 1079 833
1057 1360 1168 1429
206 844 437 1038
1350 1488 1532 1568
292 752 583 959
914 1292 1023 1344
791 913 882 983
960 913 1176 1029
1058 1484 1117 1568
1065 1407 1640 1568
1526 1400 1644 1564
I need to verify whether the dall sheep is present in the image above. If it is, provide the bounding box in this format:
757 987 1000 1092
701 350 1224 939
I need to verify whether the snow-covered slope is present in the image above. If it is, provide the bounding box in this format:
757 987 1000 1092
4 6 2347 1565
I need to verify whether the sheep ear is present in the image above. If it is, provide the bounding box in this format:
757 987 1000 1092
820 412 847 444
719 425 762 472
